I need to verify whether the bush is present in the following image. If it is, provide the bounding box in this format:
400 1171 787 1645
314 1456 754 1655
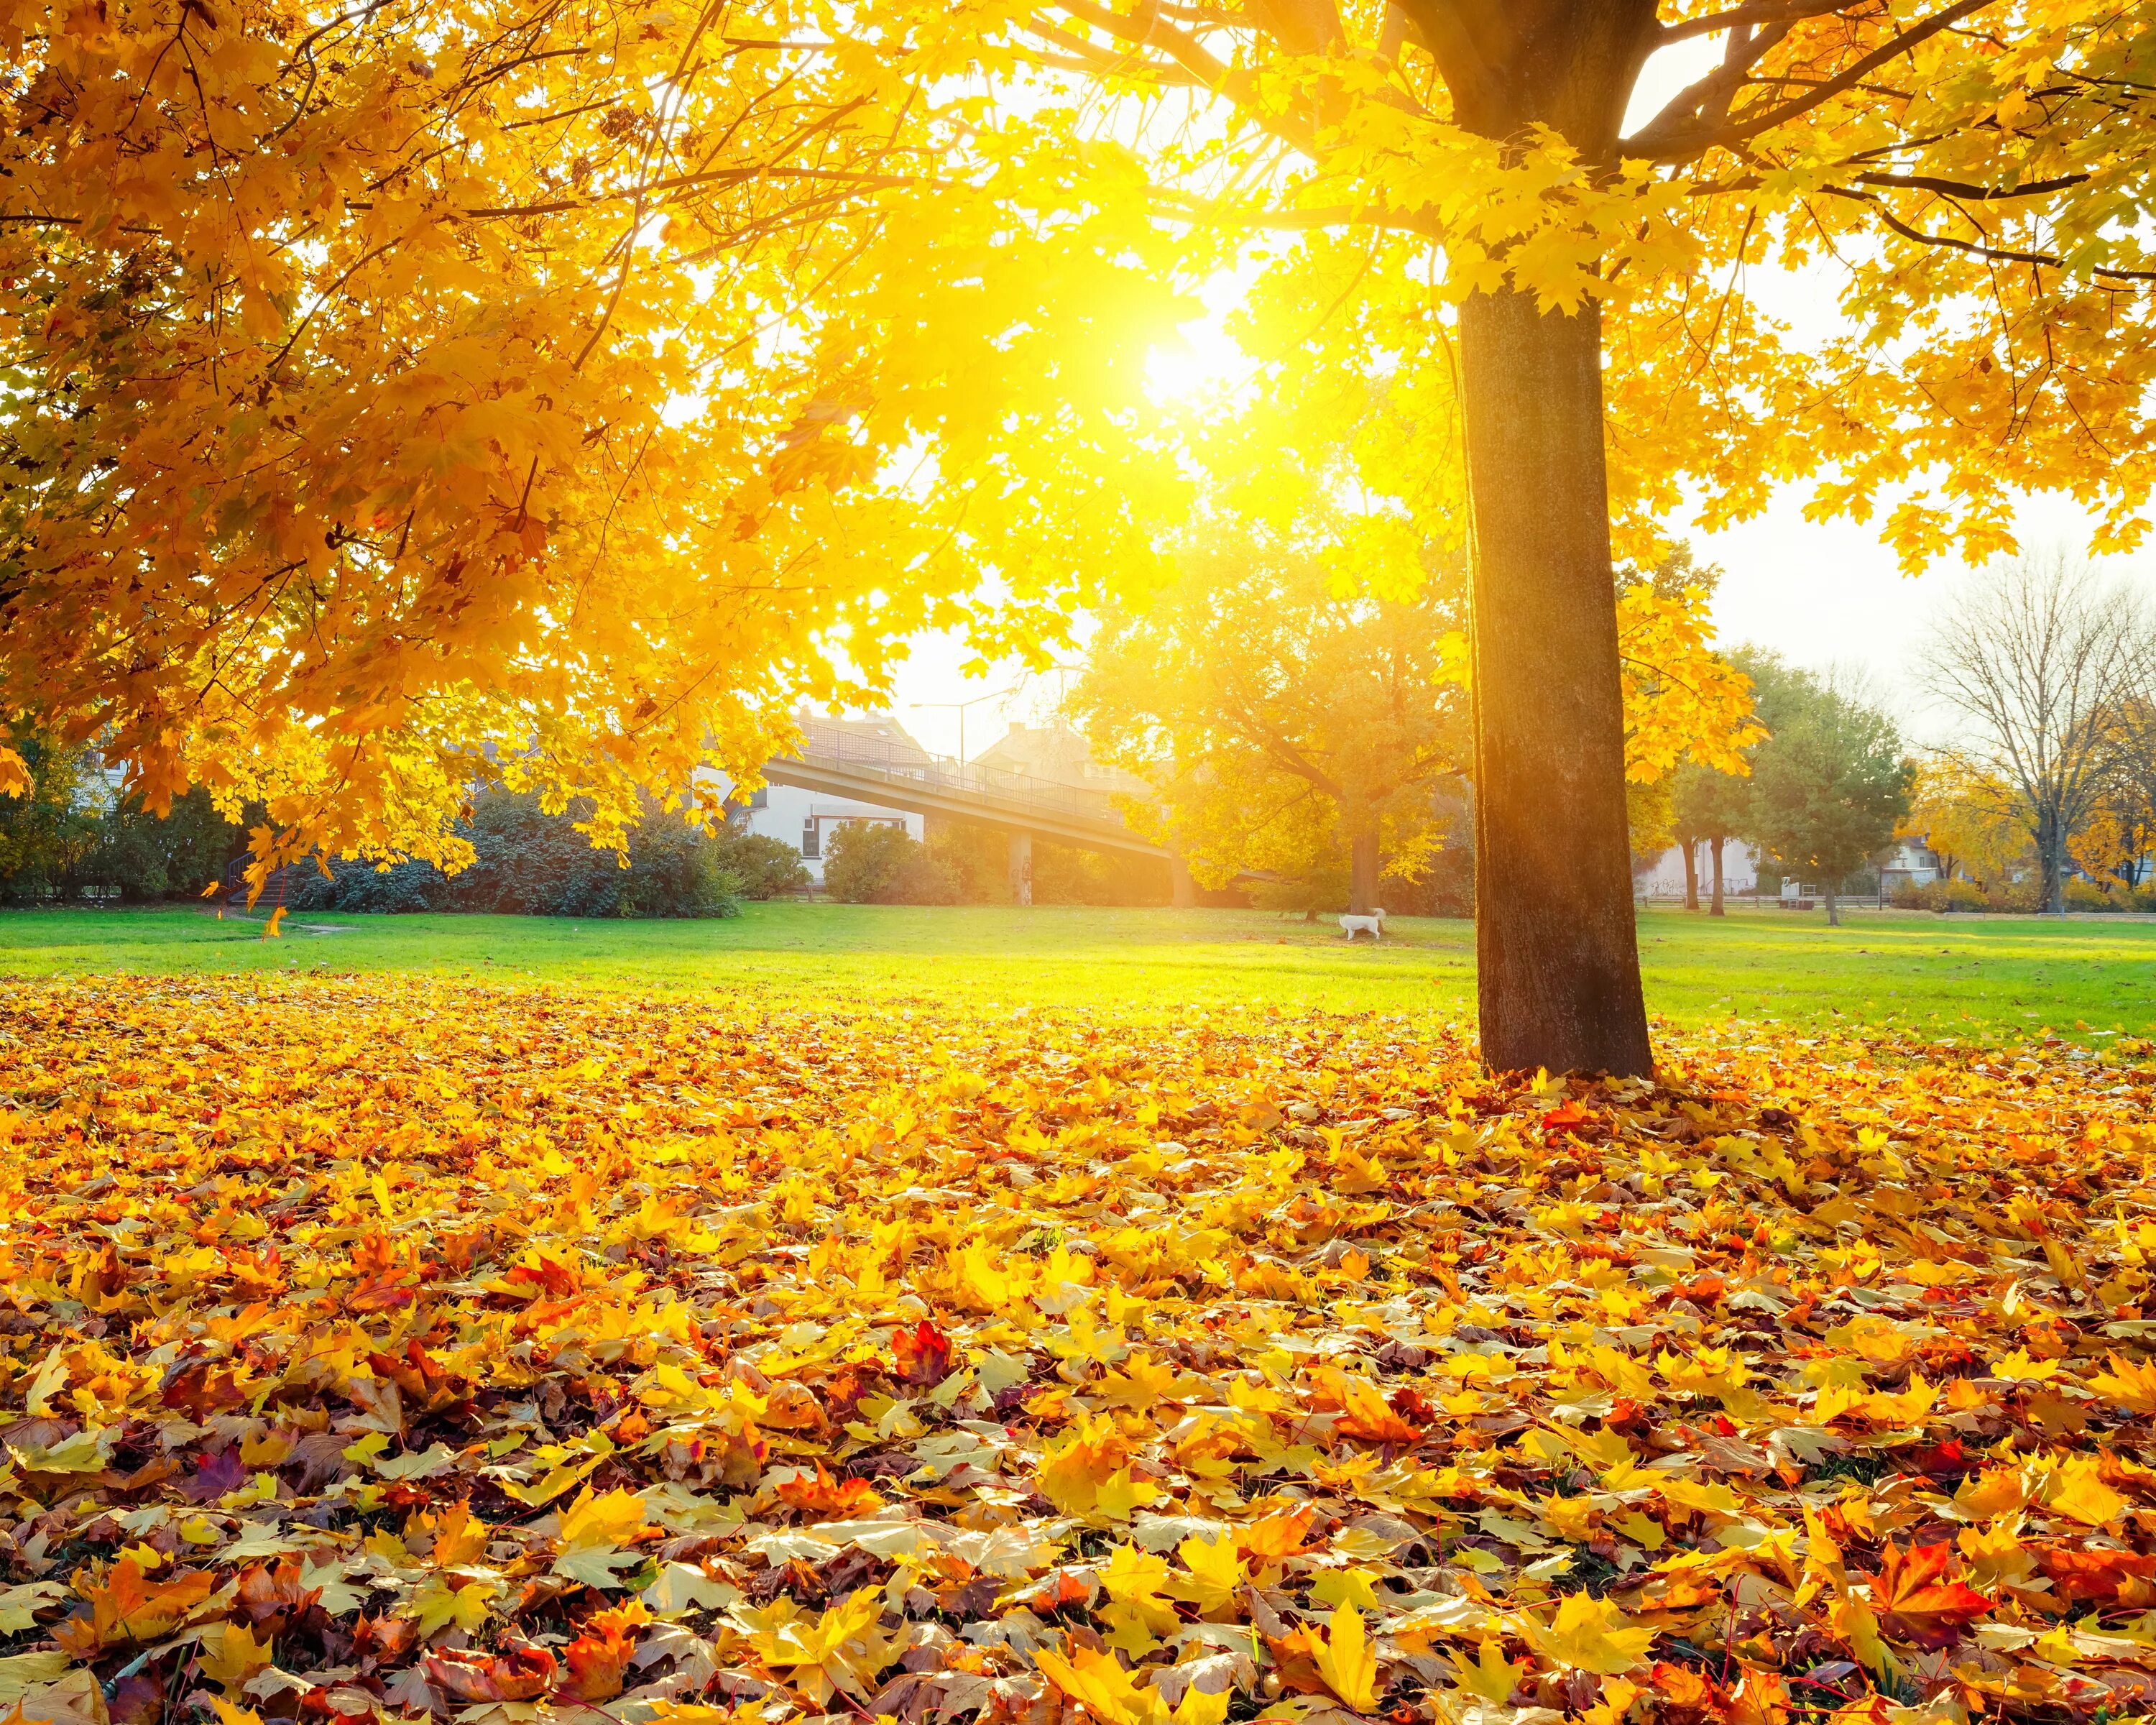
924 825 1013 903
1986 878 2040 914
710 827 811 899
823 821 959 904
2065 878 2122 912
1890 878 1989 913
290 791 745 917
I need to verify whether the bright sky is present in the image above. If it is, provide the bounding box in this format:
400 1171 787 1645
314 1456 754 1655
882 27 2156 760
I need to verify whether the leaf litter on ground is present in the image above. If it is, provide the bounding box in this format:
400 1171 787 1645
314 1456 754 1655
1 979 2155 1725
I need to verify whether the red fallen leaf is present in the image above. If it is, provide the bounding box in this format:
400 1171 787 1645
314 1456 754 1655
1542 1099 1593 1131
351 1614 420 1668
2040 1546 2156 1604
1869 1542 1992 1647
1913 1438 1971 1477
1016 1567 1097 1613
236 1556 323 1631
426 1644 558 1703
178 1447 249 1503
52 1558 216 1657
1387 1384 1436 1425
506 1255 583 1298
560 1608 646 1703
893 1319 953 1386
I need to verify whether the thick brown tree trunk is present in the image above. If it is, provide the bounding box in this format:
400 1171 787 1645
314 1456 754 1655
1681 841 1699 912
1823 880 1840 927
1348 822 1381 916
1458 288 1652 1077
1709 837 1726 916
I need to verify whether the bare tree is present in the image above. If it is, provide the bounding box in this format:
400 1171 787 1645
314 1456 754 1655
1919 551 2153 915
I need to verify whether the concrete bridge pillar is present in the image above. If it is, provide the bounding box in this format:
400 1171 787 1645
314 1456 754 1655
1008 832 1033 906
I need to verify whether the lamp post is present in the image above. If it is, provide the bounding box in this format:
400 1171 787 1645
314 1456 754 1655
915 689 1013 772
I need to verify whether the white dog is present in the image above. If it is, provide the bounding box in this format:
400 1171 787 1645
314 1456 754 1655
1338 908 1387 942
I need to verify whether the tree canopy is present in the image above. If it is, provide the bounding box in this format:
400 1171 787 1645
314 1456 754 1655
1746 668 1915 925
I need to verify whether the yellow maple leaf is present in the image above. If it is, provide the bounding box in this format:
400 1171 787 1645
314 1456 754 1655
2044 1454 2128 1527
1313 1604 1378 1711
1447 1639 1529 1705
559 1486 647 1550
198 1622 275 1693
1166 1537 1245 1619
1526 1594 1654 1677
2090 1351 2156 1414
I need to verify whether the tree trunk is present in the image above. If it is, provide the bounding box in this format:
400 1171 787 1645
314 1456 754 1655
1824 880 1839 927
1348 822 1381 916
1709 837 1725 916
1458 287 1652 1077
1681 841 1699 911
2037 808 2063 913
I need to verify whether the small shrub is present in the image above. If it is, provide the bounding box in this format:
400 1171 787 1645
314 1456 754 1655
1986 879 2040 914
823 822 958 904
1894 878 1989 913
289 791 744 917
2132 883 2156 913
711 826 811 899
2065 878 2122 912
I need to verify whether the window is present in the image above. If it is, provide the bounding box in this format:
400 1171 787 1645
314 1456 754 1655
801 819 819 860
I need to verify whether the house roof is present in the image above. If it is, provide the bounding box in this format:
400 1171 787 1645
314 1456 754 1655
798 711 931 765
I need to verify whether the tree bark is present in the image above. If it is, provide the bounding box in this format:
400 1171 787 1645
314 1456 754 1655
2037 808 2063 913
1824 880 1840 927
1709 837 1725 916
1681 841 1699 912
1348 821 1381 916
1458 288 1652 1077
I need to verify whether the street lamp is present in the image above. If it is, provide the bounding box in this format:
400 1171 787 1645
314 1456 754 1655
914 689 1013 770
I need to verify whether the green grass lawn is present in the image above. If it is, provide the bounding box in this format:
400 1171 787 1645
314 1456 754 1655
0 900 2144 1041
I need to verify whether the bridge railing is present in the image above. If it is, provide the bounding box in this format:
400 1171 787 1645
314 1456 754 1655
785 734 1128 827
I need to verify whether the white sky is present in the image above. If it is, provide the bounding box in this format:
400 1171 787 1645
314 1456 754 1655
879 27 2156 760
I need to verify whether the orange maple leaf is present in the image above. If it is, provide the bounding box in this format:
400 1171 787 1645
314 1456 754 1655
54 1558 216 1655
775 1461 886 1521
425 1644 558 1703
1869 1543 1991 1648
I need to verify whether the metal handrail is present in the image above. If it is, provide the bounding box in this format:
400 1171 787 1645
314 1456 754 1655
787 733 1129 827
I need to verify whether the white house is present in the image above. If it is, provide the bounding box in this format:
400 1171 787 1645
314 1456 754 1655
1636 838 1761 900
1636 834 1945 901
709 713 926 886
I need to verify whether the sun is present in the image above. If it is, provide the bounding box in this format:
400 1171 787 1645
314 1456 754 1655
1143 293 1255 404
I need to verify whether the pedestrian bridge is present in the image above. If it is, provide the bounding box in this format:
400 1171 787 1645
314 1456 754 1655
761 733 1173 862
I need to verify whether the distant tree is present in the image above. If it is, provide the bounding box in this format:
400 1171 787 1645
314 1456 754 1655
2073 696 2156 891
1746 673 1914 928
1672 763 1752 916
0 730 97 905
1920 552 2152 915
1904 753 2029 891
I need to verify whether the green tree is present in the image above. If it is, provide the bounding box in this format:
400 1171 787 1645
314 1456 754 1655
1746 678 1915 929
822 823 959 906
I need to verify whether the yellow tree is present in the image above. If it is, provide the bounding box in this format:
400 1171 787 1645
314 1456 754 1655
1904 753 2028 888
1072 535 1472 914
0 0 1187 874
960 3 2156 1072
